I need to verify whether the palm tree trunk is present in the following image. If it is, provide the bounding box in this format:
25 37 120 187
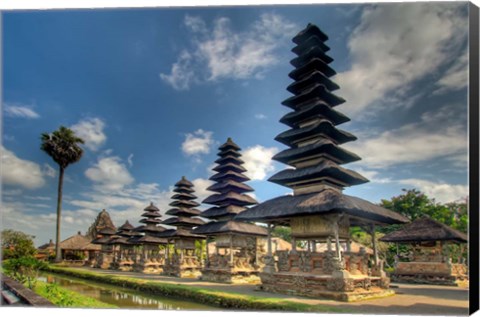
54 166 65 263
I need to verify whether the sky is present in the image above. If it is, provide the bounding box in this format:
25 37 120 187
1 2 472 246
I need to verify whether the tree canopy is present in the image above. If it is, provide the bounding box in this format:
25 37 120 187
1 229 37 259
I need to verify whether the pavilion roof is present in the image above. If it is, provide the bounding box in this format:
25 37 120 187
175 176 194 187
161 216 206 227
200 205 246 220
61 232 101 250
192 220 268 236
155 228 205 239
235 188 409 225
379 216 468 243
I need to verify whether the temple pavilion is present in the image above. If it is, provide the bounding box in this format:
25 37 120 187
158 176 206 278
91 217 117 269
380 216 468 285
193 138 268 284
132 203 168 273
235 23 409 301
109 220 139 271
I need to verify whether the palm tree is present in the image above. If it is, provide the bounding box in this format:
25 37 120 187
41 126 84 262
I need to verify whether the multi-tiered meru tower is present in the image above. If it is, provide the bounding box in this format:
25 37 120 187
236 24 409 301
132 203 168 273
193 138 267 284
160 176 206 278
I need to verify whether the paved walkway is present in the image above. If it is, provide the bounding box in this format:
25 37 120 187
80 268 470 316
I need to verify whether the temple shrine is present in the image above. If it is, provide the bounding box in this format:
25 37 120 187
235 23 409 301
193 138 268 284
132 203 168 273
159 177 206 278
380 216 468 285
109 220 139 271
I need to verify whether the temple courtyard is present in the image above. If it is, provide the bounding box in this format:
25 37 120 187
71 266 469 315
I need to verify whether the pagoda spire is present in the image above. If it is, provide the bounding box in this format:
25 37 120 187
161 176 205 229
268 23 368 195
200 137 257 221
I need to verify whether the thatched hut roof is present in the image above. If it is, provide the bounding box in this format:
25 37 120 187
38 239 55 251
235 188 409 225
192 220 268 237
60 232 101 251
379 216 467 243
155 228 205 239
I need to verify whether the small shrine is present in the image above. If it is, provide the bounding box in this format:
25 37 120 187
193 138 268 284
235 24 409 301
132 203 168 273
380 216 468 285
109 220 139 271
86 209 117 267
159 176 206 278
91 227 117 269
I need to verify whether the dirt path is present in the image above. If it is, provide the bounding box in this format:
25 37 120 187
77 268 470 316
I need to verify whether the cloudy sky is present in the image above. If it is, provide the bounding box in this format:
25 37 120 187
2 2 471 246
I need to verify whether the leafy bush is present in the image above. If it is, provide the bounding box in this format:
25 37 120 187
2 256 47 289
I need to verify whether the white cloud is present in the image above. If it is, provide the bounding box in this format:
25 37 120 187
398 178 468 204
181 129 214 157
242 145 278 181
345 105 467 168
84 155 134 191
3 103 40 119
1 146 46 189
127 153 134 167
71 117 106 151
43 163 57 178
336 3 468 116
434 49 469 95
191 178 214 203
159 51 196 91
254 113 267 120
160 13 298 90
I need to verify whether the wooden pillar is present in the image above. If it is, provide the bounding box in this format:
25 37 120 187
205 237 210 266
371 224 378 266
229 235 234 266
267 223 273 257
312 240 317 252
327 236 332 252
334 223 341 261
346 239 351 253
291 237 297 254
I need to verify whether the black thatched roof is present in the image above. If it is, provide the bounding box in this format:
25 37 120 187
379 216 468 243
130 235 168 245
275 120 357 147
234 188 409 225
282 84 345 108
293 23 329 43
202 191 258 206
161 216 205 227
118 220 135 231
97 227 117 235
166 207 201 217
143 202 160 212
155 228 205 239
219 137 241 151
292 35 330 55
192 220 268 236
175 176 194 187
200 205 246 219
279 101 350 127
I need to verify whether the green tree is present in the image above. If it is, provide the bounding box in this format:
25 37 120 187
2 256 47 289
272 226 291 243
1 229 37 259
41 126 84 262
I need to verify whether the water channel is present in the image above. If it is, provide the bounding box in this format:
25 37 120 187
38 272 218 310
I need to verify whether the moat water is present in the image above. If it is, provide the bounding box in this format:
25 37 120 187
38 272 218 310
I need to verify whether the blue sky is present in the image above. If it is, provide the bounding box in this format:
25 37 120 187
2 2 470 246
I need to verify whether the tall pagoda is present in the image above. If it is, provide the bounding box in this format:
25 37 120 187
109 220 139 271
235 24 409 301
159 176 206 278
193 138 268 284
132 203 168 273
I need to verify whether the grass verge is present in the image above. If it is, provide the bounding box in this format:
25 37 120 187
43 265 346 313
34 280 117 308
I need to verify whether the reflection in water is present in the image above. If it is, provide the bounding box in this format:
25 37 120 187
38 273 216 310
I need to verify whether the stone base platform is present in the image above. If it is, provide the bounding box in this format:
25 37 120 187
163 266 202 278
200 268 262 284
391 262 468 286
133 262 164 274
258 272 394 302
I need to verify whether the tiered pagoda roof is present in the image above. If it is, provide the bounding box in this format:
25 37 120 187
132 203 167 244
156 176 206 240
109 220 139 245
193 138 268 237
86 209 116 240
236 24 409 226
